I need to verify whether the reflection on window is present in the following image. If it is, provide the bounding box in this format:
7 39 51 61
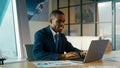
98 2 112 39
70 6 81 24
98 2 112 44
59 0 68 7
60 8 68 24
0 0 17 59
116 2 120 50
82 4 95 23
70 25 81 36
70 0 80 6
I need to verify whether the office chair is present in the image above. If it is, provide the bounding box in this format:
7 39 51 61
24 44 34 61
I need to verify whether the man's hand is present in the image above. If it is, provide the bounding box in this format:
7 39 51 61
79 50 87 59
59 52 80 60
65 52 80 59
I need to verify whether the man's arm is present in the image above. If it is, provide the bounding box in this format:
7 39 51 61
60 34 86 59
33 31 60 60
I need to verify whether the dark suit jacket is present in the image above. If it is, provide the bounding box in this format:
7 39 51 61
32 26 81 60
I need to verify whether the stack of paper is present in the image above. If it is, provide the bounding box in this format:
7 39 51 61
33 60 78 67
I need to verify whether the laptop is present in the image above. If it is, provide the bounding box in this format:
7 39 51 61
72 40 109 63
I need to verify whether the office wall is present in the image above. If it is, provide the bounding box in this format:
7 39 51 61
28 0 59 43
15 0 51 59
29 21 49 43
16 0 31 59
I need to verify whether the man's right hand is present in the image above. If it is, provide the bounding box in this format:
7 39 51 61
79 50 87 59
59 52 80 60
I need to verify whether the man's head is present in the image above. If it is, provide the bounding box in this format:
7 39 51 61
49 10 65 33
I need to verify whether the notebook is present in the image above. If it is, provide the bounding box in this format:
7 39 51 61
72 40 109 63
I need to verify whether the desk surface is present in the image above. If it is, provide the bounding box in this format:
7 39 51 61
0 51 120 68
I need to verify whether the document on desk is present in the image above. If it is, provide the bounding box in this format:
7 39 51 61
103 53 120 62
102 51 120 62
89 66 117 68
33 60 78 67
103 57 120 62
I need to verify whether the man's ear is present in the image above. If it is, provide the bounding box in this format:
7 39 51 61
49 19 52 24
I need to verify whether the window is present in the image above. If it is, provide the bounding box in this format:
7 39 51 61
57 0 97 36
57 0 120 50
98 1 120 50
98 1 112 45
115 1 120 50
0 0 17 59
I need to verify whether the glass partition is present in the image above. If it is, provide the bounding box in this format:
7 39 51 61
0 0 17 59
116 2 120 50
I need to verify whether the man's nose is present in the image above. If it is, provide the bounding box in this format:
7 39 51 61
59 24 64 28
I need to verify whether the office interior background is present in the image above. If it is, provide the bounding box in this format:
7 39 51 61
0 0 120 62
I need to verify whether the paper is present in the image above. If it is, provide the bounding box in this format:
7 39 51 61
103 52 120 62
33 60 78 67
103 56 120 62
89 66 117 68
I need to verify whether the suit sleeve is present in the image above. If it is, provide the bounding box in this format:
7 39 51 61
32 32 59 60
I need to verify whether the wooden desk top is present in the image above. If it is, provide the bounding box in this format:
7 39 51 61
0 51 120 68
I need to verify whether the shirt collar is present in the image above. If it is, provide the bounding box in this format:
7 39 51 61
50 27 59 37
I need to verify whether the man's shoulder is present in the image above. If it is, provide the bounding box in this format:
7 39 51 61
59 33 66 37
36 26 48 32
35 26 50 36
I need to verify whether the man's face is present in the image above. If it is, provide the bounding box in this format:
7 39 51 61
50 14 65 33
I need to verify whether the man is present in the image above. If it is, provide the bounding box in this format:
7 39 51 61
33 10 86 60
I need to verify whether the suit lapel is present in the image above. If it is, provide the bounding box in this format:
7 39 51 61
46 26 56 52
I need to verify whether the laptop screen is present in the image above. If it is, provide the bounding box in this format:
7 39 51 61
83 40 109 63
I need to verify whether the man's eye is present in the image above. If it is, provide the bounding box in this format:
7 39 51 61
57 20 65 23
63 20 65 22
58 20 61 23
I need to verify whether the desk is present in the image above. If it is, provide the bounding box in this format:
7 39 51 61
0 51 120 68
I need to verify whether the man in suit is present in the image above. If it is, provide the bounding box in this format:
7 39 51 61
33 10 86 60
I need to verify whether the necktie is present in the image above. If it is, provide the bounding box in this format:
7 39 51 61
55 34 59 52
